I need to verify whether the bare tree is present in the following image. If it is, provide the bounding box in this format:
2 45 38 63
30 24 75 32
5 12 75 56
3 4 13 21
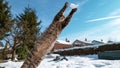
8 20 22 61
11 24 18 61
21 2 77 68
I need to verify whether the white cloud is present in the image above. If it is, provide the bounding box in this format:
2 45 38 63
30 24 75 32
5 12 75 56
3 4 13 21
79 0 89 6
90 26 120 42
59 8 120 43
109 9 120 16
59 18 120 43
87 8 120 22
73 0 89 12
86 15 120 22
109 18 120 26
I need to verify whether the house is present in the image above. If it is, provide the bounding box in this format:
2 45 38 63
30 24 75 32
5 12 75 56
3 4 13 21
92 40 104 45
107 40 114 44
72 39 93 46
52 40 73 51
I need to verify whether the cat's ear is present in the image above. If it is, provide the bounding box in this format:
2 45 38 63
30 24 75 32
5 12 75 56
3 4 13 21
56 2 68 17
62 8 77 29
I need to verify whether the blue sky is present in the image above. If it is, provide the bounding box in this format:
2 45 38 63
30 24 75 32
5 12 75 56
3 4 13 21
7 0 120 43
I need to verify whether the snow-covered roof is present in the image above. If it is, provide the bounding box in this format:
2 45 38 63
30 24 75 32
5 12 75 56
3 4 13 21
91 40 104 45
56 40 71 45
72 39 92 45
55 42 120 52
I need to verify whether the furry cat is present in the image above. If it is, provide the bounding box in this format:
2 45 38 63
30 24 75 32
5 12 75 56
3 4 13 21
21 2 77 68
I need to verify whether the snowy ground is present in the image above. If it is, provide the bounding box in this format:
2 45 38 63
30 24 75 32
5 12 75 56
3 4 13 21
0 55 120 68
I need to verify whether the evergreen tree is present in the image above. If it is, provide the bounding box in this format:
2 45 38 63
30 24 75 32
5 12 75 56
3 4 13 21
16 7 41 51
0 0 13 40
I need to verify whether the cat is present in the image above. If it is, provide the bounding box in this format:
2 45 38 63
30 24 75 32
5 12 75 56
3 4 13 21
21 2 77 68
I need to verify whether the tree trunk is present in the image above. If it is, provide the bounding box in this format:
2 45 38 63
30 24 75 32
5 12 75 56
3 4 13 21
12 49 16 61
21 2 77 68
12 38 16 61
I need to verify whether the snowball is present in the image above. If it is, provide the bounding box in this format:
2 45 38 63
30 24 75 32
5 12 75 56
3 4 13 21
70 3 79 9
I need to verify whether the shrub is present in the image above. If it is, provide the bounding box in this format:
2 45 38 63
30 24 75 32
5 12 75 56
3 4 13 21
16 45 29 60
0 53 3 60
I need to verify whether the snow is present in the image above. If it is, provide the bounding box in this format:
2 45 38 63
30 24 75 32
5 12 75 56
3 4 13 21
55 42 120 52
56 40 71 45
54 44 104 52
0 54 120 68
70 3 79 9
0 61 23 68
0 47 4 49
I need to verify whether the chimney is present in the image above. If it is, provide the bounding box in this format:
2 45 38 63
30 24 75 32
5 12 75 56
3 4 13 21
85 38 87 41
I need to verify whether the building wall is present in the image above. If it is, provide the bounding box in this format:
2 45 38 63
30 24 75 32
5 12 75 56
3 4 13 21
52 43 73 51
